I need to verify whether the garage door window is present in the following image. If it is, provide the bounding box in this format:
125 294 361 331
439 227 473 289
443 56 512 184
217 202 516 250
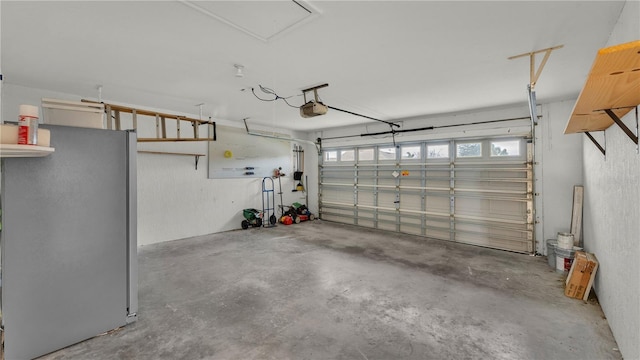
427 143 449 159
491 140 520 157
456 142 482 158
401 145 421 160
323 150 337 162
358 148 374 161
378 147 396 161
340 149 355 162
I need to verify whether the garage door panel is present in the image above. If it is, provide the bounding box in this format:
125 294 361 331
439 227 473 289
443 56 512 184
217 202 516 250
401 221 422 235
425 195 449 212
356 191 375 206
490 228 530 242
378 178 396 187
455 232 530 253
400 177 422 184
321 209 355 224
323 188 352 203
454 180 526 193
454 222 528 239
320 136 533 253
454 197 486 215
400 193 422 210
426 218 450 240
322 172 352 182
321 214 345 223
426 171 449 188
357 219 376 228
489 199 527 218
378 222 397 232
426 229 450 241
378 212 396 221
377 192 397 207
357 173 376 185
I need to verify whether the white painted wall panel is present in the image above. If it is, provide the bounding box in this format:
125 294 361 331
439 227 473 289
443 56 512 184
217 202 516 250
582 2 640 358
583 112 639 359
538 100 584 250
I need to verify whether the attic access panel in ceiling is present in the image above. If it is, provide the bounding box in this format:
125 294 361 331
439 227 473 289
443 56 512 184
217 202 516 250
180 0 319 42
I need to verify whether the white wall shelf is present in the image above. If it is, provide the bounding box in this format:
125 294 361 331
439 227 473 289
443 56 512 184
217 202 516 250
0 144 55 158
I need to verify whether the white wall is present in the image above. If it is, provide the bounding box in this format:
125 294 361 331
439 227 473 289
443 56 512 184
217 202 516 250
582 2 640 359
583 110 639 360
2 84 307 246
305 102 583 254
538 100 584 247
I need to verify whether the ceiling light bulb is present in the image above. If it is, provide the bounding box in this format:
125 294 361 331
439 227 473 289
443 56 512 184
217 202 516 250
234 64 244 78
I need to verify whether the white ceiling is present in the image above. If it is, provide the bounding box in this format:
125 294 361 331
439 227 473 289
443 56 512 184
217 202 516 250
1 1 627 132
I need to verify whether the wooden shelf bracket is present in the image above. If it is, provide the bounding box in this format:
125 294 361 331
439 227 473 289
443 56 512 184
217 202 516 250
508 45 564 88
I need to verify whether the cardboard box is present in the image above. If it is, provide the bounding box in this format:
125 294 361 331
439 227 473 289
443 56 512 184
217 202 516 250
565 251 599 300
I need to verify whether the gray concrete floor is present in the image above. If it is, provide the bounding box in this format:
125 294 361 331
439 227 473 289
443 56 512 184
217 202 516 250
42 221 620 359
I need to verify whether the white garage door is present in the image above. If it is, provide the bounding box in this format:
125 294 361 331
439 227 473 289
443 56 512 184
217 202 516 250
319 137 534 253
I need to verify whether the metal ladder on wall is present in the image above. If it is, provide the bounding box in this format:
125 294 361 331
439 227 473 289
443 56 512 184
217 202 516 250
262 177 277 227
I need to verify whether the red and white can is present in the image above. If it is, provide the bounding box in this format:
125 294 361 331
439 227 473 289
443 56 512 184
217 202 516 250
18 104 39 145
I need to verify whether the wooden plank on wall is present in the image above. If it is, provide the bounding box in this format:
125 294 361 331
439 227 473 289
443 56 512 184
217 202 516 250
571 185 584 246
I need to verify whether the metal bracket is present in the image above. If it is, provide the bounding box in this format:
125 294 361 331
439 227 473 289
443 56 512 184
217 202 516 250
301 83 329 103
585 131 606 156
585 107 640 156
604 109 638 146
195 155 202 170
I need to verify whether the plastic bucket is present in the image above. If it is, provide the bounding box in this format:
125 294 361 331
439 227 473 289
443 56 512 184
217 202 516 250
557 232 574 250
546 240 557 268
555 246 582 272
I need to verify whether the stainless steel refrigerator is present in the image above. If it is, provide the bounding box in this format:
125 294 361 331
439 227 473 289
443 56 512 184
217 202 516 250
1 125 137 359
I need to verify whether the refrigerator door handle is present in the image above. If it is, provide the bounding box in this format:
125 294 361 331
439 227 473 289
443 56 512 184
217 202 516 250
126 130 138 323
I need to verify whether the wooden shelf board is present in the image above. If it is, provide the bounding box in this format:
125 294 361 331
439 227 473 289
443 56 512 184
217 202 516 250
564 40 640 134
0 144 55 158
